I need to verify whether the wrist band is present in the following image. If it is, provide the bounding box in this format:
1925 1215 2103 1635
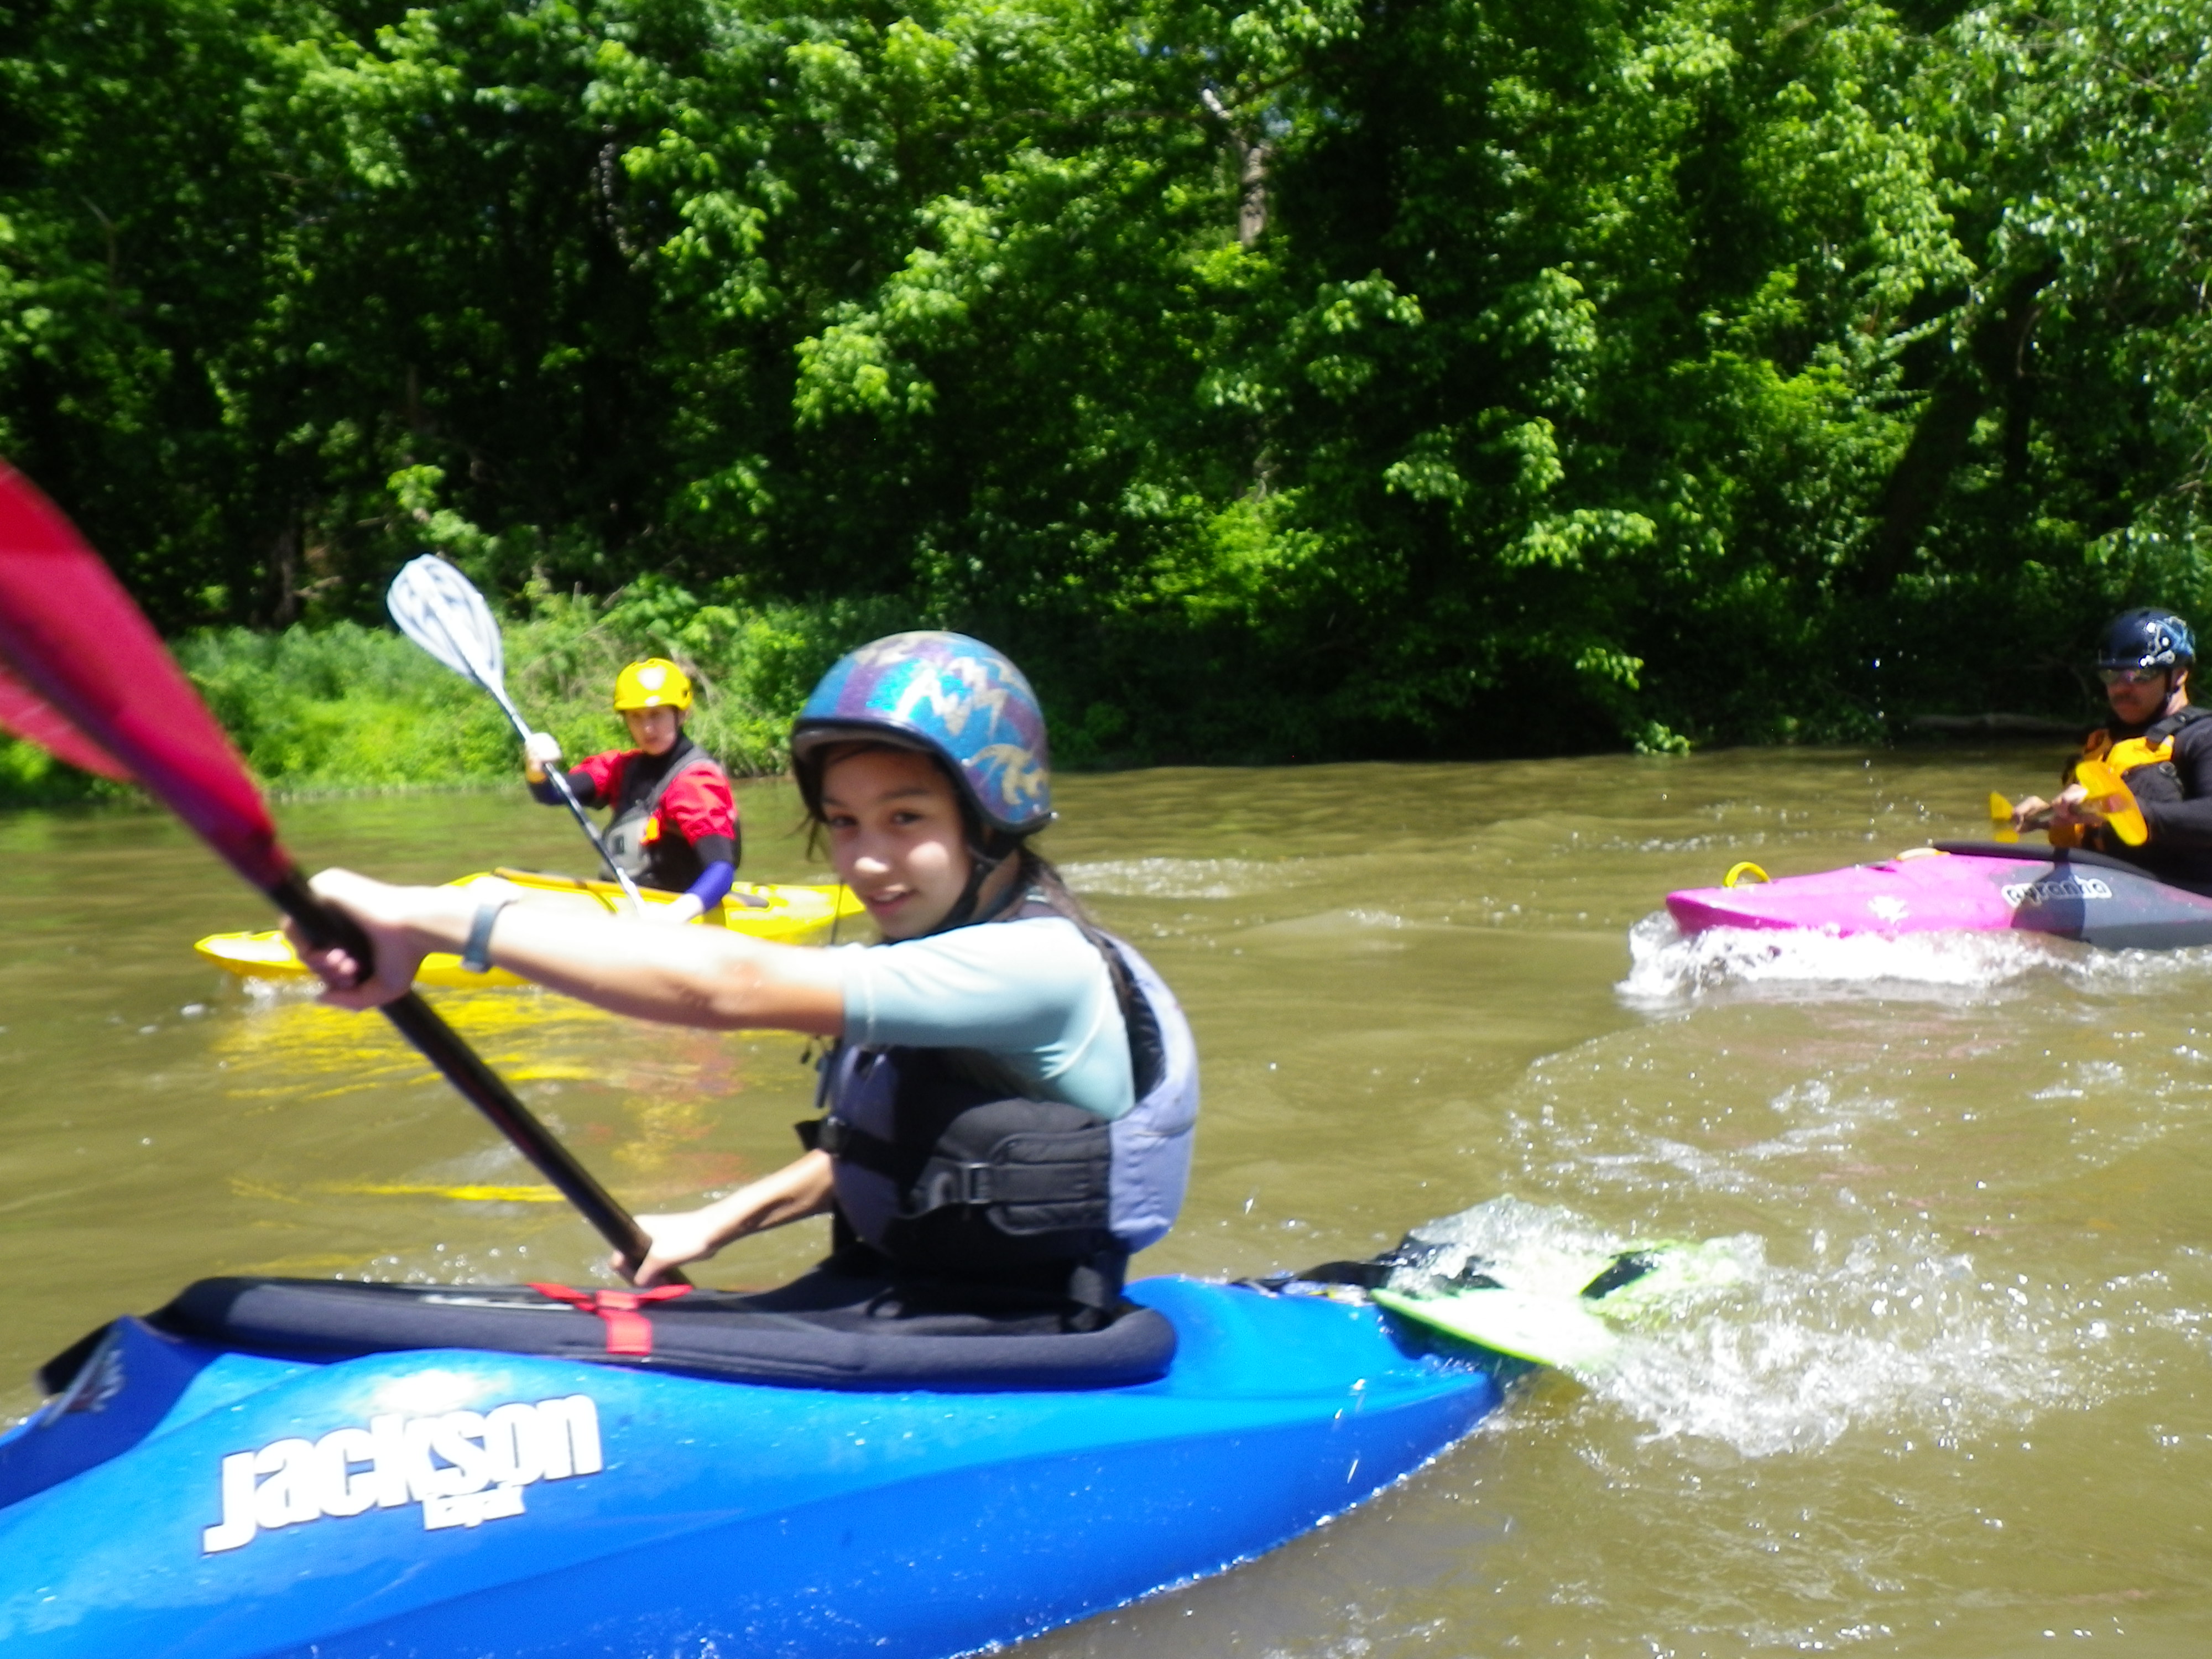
462 897 516 974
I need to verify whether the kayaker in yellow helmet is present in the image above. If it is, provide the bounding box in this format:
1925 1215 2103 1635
291 633 1198 1331
2006 609 2212 885
524 659 739 923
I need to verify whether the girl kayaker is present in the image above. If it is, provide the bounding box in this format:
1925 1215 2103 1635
524 658 739 923
296 632 1198 1330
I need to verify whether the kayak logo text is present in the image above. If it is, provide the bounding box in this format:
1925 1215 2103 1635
202 1394 602 1553
2002 877 2113 908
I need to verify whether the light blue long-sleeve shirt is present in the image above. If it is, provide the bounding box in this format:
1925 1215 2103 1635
832 916 1132 1120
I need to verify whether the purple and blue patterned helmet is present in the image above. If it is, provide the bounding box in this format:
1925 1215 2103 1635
790 632 1053 837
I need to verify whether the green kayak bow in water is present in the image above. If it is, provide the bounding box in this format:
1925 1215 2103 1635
1305 1233 1750 1376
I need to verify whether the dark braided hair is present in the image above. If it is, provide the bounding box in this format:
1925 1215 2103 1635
1011 844 1137 1014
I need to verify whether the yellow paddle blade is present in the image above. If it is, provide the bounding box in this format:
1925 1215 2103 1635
2075 758 2149 846
1986 792 2020 843
324 1181 568 1203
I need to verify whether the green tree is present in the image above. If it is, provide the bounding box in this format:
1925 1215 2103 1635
9 0 2212 770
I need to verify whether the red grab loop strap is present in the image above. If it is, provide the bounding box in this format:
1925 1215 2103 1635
529 1282 691 1357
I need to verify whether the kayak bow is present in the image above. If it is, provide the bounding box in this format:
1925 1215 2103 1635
1666 842 2212 950
195 868 868 987
0 1276 1502 1659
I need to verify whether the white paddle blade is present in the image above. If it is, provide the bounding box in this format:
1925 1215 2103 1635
388 555 507 692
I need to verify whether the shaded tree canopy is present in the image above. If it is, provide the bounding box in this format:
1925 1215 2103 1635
6 0 2212 760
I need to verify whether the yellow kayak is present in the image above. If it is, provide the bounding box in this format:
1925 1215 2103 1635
194 867 867 988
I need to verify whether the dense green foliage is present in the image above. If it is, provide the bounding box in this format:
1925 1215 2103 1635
7 0 2212 773
0 582 902 801
176 582 904 785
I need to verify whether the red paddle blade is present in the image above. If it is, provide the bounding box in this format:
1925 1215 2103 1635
0 461 287 888
0 656 132 779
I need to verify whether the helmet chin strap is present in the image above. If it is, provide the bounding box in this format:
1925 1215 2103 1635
932 827 1022 935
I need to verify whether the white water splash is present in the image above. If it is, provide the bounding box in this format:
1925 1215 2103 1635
1410 1198 2146 1459
241 975 323 1006
1615 910 2212 1005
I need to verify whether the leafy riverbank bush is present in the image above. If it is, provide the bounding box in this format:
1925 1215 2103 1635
8 0 2212 763
0 582 908 804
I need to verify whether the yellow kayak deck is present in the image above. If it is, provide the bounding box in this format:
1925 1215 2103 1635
194 867 865 988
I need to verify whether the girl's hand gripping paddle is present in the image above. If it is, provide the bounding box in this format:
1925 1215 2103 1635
0 461 672 1282
385 555 648 915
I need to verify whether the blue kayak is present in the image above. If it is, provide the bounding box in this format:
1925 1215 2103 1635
0 1275 1502 1658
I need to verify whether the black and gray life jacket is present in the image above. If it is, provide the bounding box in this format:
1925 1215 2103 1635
602 737 726 891
802 902 1198 1318
2080 704 2212 811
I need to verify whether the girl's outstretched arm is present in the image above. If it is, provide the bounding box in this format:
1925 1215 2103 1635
287 868 847 1034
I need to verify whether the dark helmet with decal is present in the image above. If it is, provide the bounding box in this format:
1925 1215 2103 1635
2099 609 2197 672
790 631 1053 838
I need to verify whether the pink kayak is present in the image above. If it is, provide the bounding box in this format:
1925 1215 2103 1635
1666 842 2212 951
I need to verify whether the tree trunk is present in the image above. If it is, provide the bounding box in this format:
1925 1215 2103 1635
1859 261 2057 594
1238 139 1270 247
268 514 300 627
1199 87 1270 247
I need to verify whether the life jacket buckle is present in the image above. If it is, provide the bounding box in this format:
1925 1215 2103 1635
917 1161 996 1209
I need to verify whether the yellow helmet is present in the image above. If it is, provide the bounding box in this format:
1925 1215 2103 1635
613 658 693 712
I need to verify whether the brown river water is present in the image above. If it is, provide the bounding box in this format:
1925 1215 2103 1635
6 747 2212 1655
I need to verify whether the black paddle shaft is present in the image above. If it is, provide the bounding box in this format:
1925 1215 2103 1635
518 728 626 884
267 870 684 1285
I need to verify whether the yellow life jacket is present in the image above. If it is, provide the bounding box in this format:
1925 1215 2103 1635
2105 734 2176 776
2052 708 2209 847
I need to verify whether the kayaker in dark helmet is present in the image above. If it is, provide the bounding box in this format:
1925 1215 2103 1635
2006 609 2212 885
293 632 1198 1330
523 657 739 922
